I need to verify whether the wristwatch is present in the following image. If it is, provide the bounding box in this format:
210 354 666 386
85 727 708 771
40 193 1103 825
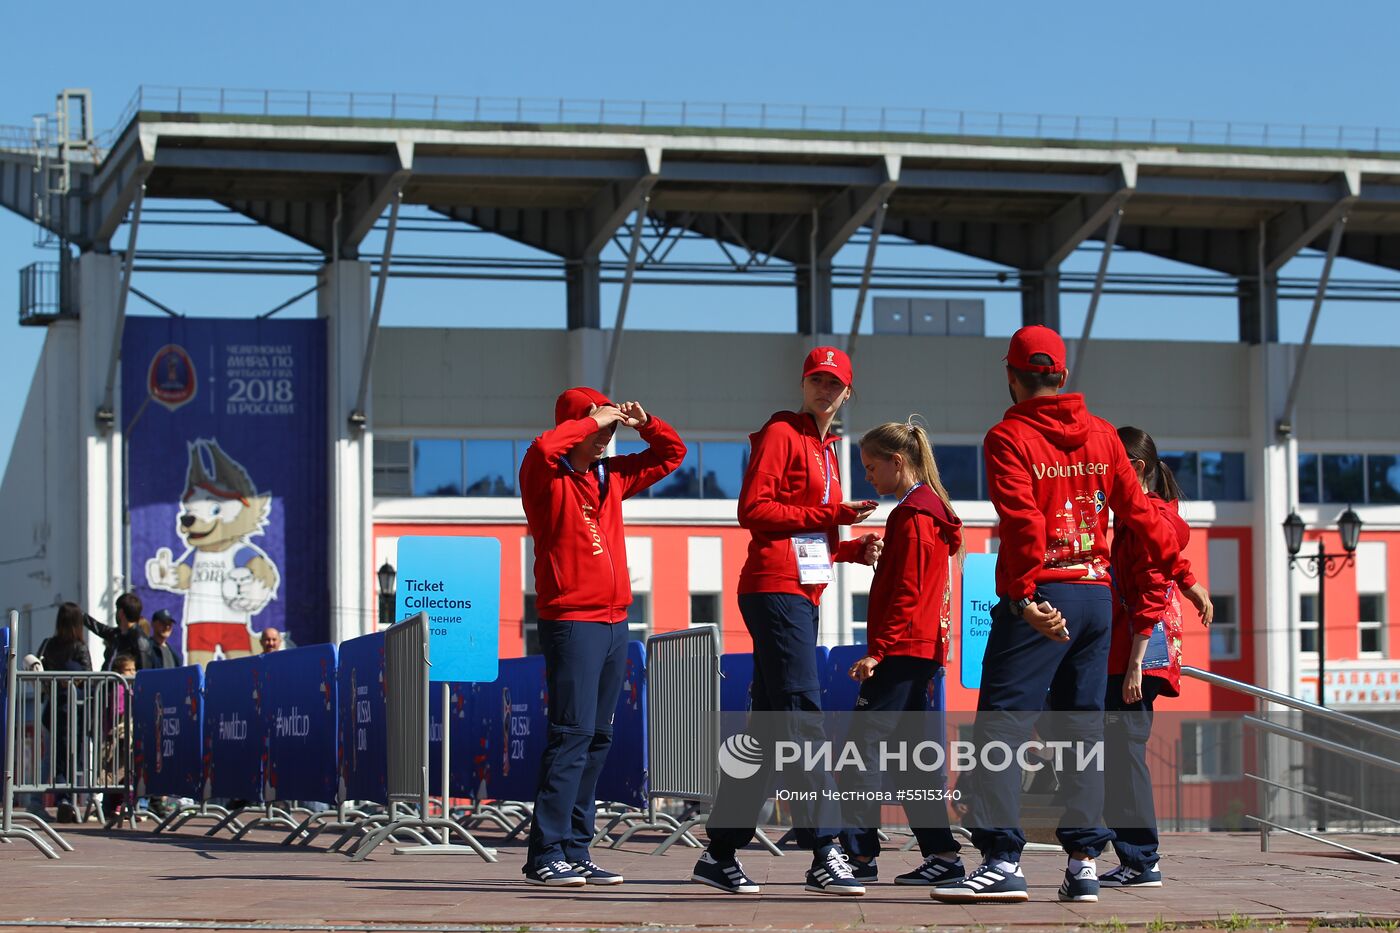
1012 596 1035 617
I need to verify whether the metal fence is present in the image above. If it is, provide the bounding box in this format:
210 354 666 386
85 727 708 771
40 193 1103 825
100 85 1400 154
646 625 722 805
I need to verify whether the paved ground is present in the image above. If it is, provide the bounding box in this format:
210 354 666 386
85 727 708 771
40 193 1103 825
0 821 1396 932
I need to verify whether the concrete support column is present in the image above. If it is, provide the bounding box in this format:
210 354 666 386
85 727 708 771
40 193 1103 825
1021 270 1062 330
74 254 125 640
1238 276 1281 344
566 259 602 330
319 260 375 643
796 262 834 336
1250 342 1305 823
567 327 609 391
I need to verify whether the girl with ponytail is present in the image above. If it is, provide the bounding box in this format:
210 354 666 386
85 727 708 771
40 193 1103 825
836 418 967 886
1101 426 1213 889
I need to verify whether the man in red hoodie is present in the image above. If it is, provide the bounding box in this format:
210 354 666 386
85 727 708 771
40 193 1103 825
931 325 1181 906
519 387 686 887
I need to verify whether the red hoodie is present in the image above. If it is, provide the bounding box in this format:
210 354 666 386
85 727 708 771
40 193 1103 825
864 484 963 667
1109 495 1193 696
737 411 868 604
983 393 1180 602
520 389 687 623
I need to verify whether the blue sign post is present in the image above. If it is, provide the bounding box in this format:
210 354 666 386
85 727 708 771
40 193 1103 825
396 536 501 683
959 553 998 690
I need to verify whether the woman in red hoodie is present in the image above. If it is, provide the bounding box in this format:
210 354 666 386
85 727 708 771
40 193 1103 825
692 346 879 897
837 419 967 888
1101 426 1212 890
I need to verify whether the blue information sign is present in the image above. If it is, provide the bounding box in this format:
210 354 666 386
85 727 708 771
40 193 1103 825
396 536 501 683
959 553 998 690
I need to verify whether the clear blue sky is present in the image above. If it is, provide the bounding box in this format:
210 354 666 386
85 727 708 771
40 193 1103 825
3 0 1399 469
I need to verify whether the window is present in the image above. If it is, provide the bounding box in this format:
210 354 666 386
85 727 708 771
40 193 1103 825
849 442 981 501
1209 594 1239 661
464 440 517 497
412 440 464 496
1321 454 1365 504
1160 451 1199 500
1367 456 1400 504
625 594 650 642
691 593 722 650
1359 593 1386 657
1299 451 1400 504
523 594 541 656
374 439 411 496
1182 719 1242 780
1299 593 1318 655
850 593 869 645
616 440 749 499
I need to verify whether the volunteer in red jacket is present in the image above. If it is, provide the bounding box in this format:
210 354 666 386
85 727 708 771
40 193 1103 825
836 419 966 887
691 346 879 897
1102 426 1212 889
932 325 1181 906
519 387 686 887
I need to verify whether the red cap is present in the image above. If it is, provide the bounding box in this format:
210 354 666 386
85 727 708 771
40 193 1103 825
802 345 853 387
554 386 612 425
1004 325 1067 373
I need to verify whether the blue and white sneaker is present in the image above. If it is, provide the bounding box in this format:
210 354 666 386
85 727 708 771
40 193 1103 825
523 859 586 887
1101 863 1162 888
895 853 965 886
1058 863 1100 902
850 857 878 882
691 850 760 894
929 861 1028 902
805 844 866 895
571 858 624 885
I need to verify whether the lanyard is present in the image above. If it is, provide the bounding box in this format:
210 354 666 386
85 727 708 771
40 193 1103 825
897 482 924 506
819 444 835 505
562 456 608 498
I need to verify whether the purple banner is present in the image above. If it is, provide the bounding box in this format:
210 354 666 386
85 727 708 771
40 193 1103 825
122 317 328 663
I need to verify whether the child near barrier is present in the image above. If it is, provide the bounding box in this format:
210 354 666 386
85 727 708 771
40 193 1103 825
692 346 879 897
1100 426 1213 889
932 325 1186 906
519 387 686 887
836 418 966 887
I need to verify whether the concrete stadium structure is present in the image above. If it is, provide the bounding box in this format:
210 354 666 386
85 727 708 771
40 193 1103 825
2 88 1399 735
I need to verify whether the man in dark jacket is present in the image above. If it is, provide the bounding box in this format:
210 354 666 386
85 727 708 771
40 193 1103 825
85 592 159 671
149 609 182 668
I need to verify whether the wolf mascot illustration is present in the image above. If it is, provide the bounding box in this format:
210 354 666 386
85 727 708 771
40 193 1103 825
146 439 281 665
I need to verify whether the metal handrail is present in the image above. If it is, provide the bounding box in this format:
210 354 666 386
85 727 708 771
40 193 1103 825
1247 773 1400 827
92 84 1400 154
1245 715 1400 774
1246 816 1398 865
1182 665 1400 744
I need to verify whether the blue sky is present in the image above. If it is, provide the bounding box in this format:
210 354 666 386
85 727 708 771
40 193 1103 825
3 0 1399 468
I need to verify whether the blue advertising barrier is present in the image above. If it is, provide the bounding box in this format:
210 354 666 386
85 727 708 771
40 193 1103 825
133 665 204 799
474 655 548 803
261 645 337 803
720 652 754 713
336 631 386 803
426 682 476 797
203 655 265 800
596 640 647 806
823 644 867 713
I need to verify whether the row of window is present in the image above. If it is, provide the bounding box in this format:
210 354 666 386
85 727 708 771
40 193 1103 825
376 437 1249 503
1298 453 1400 505
1299 592 1388 656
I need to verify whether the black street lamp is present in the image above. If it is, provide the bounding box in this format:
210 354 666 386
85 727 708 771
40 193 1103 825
378 560 397 626
1284 507 1363 709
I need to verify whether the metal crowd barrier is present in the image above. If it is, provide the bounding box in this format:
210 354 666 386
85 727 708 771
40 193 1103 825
611 625 722 855
1 609 132 858
347 612 495 862
2 610 72 858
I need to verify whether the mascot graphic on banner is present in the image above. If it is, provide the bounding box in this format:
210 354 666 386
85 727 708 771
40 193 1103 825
145 438 281 665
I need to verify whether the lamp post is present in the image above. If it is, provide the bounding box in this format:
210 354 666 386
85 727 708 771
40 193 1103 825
1283 507 1362 709
377 560 397 627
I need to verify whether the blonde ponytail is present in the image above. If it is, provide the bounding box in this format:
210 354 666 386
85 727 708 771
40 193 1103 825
859 416 965 563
